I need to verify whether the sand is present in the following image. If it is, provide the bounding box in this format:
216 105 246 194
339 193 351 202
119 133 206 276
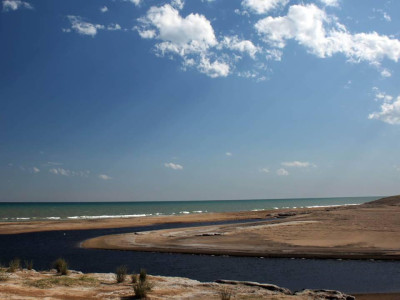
0 268 356 300
0 210 273 235
82 196 400 260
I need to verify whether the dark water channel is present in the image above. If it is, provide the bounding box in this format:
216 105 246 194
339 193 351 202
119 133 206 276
0 219 399 294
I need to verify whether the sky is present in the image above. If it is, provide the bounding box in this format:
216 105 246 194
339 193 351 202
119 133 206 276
1 0 400 202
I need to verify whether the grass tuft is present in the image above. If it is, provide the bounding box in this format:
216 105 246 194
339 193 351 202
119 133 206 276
131 273 138 283
27 275 98 289
133 268 152 299
139 268 147 283
53 258 68 275
24 260 34 270
116 265 128 283
8 258 21 273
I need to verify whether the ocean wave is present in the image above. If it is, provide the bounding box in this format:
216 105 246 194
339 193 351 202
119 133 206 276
305 203 360 208
67 214 151 220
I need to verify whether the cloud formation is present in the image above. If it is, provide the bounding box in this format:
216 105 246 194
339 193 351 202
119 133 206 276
136 4 261 78
255 4 400 65
319 0 339 7
369 94 400 125
64 16 122 36
63 1 399 80
276 168 289 176
2 0 33 11
164 162 183 170
49 168 90 177
66 16 104 36
242 0 289 14
282 161 316 168
98 174 112 180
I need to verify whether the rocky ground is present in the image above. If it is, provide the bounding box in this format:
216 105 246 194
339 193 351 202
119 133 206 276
0 268 356 300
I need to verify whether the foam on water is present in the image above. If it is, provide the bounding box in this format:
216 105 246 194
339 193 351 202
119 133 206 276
0 196 380 222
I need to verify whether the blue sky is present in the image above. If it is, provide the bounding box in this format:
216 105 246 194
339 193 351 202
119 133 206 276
1 0 400 202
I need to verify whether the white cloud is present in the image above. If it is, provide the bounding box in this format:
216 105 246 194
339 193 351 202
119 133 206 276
107 23 122 31
265 49 283 61
138 29 156 39
127 0 141 7
164 162 183 170
225 152 232 156
282 161 315 168
171 0 184 10
136 4 233 78
255 4 400 66
44 161 63 166
380 68 392 78
259 167 269 173
100 6 108 13
276 168 289 176
382 12 391 22
49 168 90 177
319 0 339 7
32 167 40 174
242 0 289 14
369 95 400 125
67 16 104 37
198 56 230 78
98 174 112 180
220 36 259 59
2 0 33 11
373 88 393 102
138 4 217 54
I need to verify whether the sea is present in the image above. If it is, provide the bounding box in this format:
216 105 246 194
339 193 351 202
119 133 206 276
0 196 379 222
2 195 400 293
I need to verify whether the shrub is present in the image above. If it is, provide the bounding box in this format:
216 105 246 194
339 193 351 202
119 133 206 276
53 258 68 275
131 273 138 283
133 280 152 299
8 258 21 272
139 268 147 282
116 265 127 283
133 268 152 299
24 260 34 270
219 287 232 300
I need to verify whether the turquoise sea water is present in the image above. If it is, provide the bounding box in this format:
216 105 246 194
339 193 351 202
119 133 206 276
0 196 380 221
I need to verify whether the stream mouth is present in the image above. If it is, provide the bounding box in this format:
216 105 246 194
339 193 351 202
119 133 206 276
1 219 399 294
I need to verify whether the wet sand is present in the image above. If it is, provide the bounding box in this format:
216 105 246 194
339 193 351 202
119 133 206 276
82 196 400 260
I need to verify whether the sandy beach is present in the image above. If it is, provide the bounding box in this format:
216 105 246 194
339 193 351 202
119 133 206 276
82 196 400 260
0 209 274 235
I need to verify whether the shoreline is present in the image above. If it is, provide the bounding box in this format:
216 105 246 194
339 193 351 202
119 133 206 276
0 206 326 235
82 196 400 260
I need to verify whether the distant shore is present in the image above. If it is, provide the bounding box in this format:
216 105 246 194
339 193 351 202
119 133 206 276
82 195 400 260
0 204 338 235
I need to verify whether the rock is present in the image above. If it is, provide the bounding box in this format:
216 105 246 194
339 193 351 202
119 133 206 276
215 279 293 295
277 212 297 217
295 289 355 300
